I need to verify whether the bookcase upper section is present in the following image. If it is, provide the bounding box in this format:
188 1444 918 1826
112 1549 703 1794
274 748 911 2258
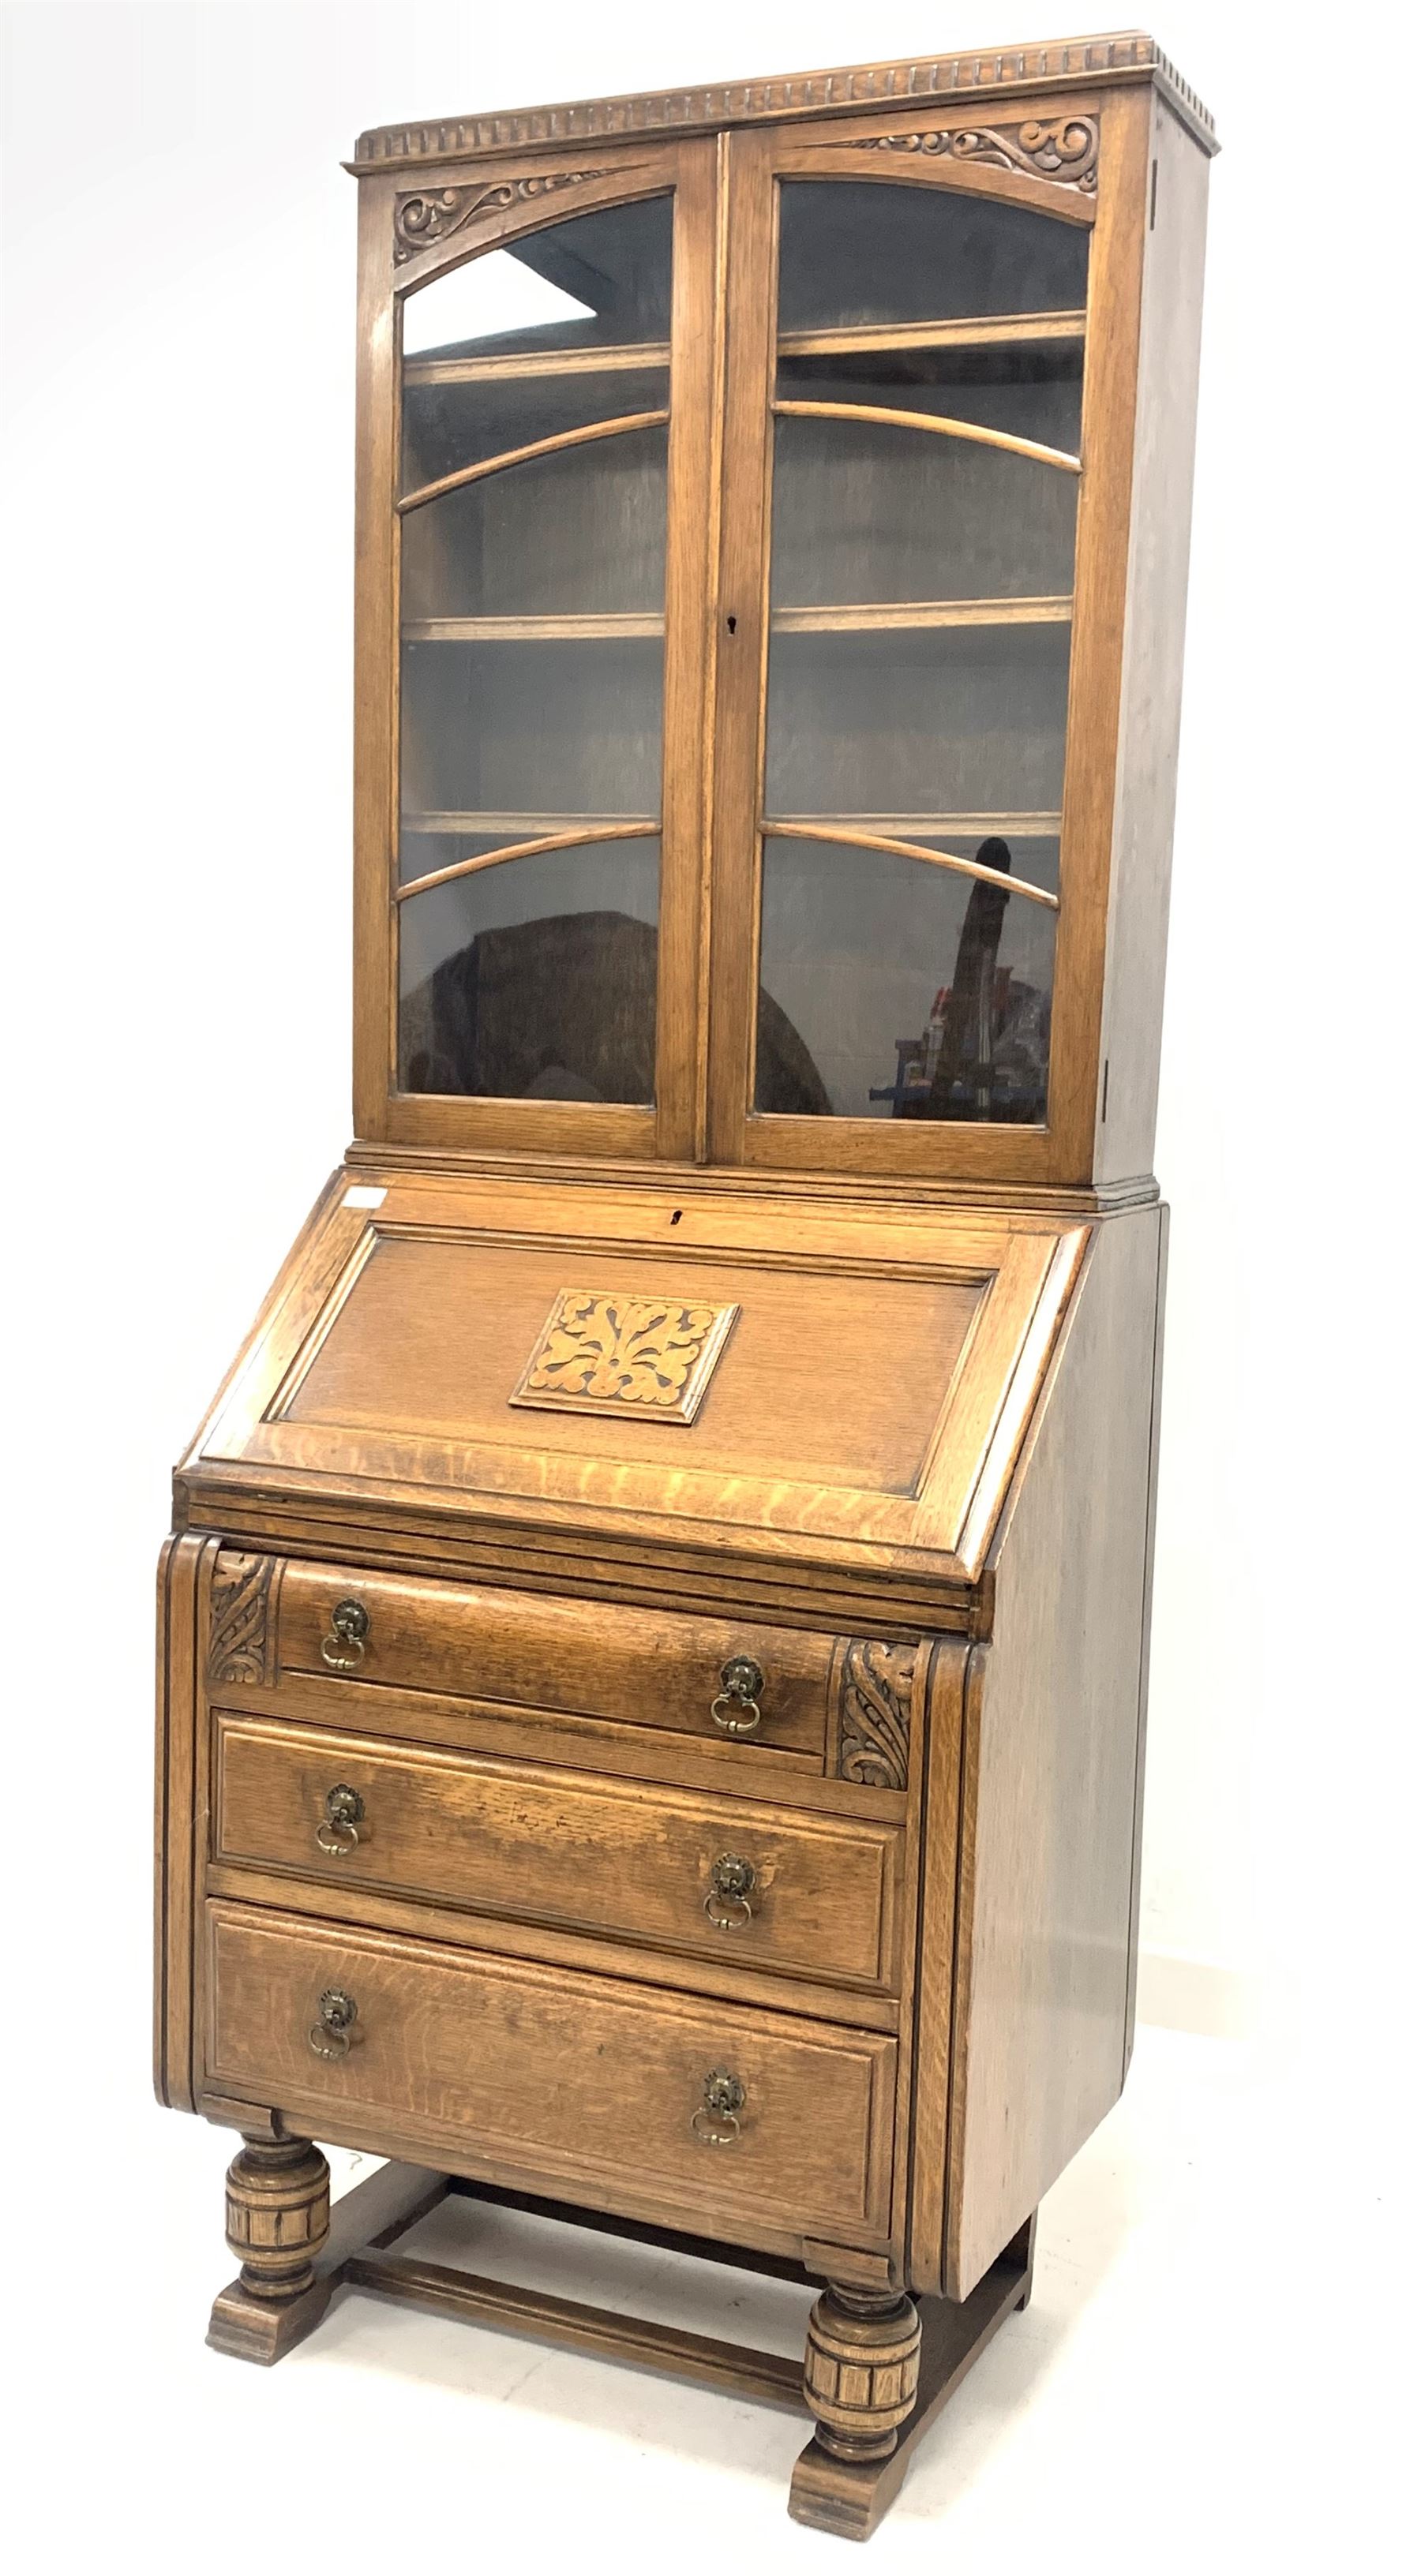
348 36 1213 1191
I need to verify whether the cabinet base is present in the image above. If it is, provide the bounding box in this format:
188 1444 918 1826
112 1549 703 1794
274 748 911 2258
204 2145 1034 2537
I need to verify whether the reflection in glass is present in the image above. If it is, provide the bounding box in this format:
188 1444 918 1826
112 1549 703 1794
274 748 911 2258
402 249 596 355
756 836 1057 1123
399 839 661 1103
401 198 673 366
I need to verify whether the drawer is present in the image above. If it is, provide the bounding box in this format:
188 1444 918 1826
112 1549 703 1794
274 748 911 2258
204 1902 896 2241
214 1715 901 1989
275 1561 834 1762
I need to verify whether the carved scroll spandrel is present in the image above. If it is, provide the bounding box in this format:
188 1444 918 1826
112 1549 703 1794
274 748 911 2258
394 167 613 263
838 115 1099 193
831 1641 917 1792
208 1552 277 1687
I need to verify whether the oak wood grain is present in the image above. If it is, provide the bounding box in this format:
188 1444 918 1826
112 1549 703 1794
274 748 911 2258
204 1900 898 2244
212 1711 902 1988
946 1204 1166 2296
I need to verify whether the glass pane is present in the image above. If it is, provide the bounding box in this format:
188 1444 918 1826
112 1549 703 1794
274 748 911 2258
757 833 1057 1123
403 363 667 487
400 635 664 835
758 180 1084 1127
770 411 1078 608
766 625 1071 819
401 425 667 620
399 838 661 1103
402 198 673 361
396 199 673 1106
777 181 1088 330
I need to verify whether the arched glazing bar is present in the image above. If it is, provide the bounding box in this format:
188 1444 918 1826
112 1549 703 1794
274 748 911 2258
398 410 670 514
397 821 658 904
763 819 1059 908
770 400 1080 474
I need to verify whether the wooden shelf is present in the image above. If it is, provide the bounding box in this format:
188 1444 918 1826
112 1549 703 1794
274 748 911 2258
404 343 670 387
403 613 663 642
399 313 1085 391
403 601 1069 646
401 805 1060 840
779 310 1087 360
402 811 658 837
767 812 1063 838
772 597 1071 634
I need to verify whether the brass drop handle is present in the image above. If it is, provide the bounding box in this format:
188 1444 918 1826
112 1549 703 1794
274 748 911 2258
710 1656 764 1737
315 1783 365 1859
308 1988 358 2061
692 2069 746 2147
321 1598 369 1672
704 1853 757 1930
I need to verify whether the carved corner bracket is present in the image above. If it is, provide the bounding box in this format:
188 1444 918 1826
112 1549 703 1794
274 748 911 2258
394 167 614 264
208 1551 277 1687
837 114 1098 194
830 1641 917 1791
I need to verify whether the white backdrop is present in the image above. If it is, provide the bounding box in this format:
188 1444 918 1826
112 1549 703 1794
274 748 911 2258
2 3 1415 2556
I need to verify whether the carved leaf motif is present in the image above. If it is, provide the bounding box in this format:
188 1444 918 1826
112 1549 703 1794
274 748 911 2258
526 1294 720 1408
208 1552 275 1687
511 1289 739 1424
836 1642 916 1791
394 168 613 264
841 114 1098 193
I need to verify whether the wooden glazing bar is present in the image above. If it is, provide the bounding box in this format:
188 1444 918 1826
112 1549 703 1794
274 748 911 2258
343 2252 809 2411
778 309 1088 358
772 400 1081 473
396 820 656 904
763 819 1060 907
398 410 669 513
404 343 670 385
403 612 664 642
772 597 1071 634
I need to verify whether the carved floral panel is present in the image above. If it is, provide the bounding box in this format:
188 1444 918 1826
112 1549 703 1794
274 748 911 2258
509 1289 740 1425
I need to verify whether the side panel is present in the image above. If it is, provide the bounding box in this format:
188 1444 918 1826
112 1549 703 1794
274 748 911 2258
904 1638 969 2296
1095 106 1210 1181
154 1532 218 2111
945 1203 1165 2296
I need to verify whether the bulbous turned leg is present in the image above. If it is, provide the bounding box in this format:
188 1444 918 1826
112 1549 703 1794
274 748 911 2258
207 2135 335 2364
803 2283 922 2465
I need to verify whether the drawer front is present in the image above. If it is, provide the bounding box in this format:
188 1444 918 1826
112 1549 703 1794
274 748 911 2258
215 1716 900 1988
204 1903 896 2240
275 1561 834 1761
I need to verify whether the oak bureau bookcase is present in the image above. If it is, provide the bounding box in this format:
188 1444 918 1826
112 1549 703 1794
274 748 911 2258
154 30 1214 2538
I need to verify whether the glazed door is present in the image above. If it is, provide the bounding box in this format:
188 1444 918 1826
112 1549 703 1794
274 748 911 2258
355 143 716 1157
706 109 1128 1181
